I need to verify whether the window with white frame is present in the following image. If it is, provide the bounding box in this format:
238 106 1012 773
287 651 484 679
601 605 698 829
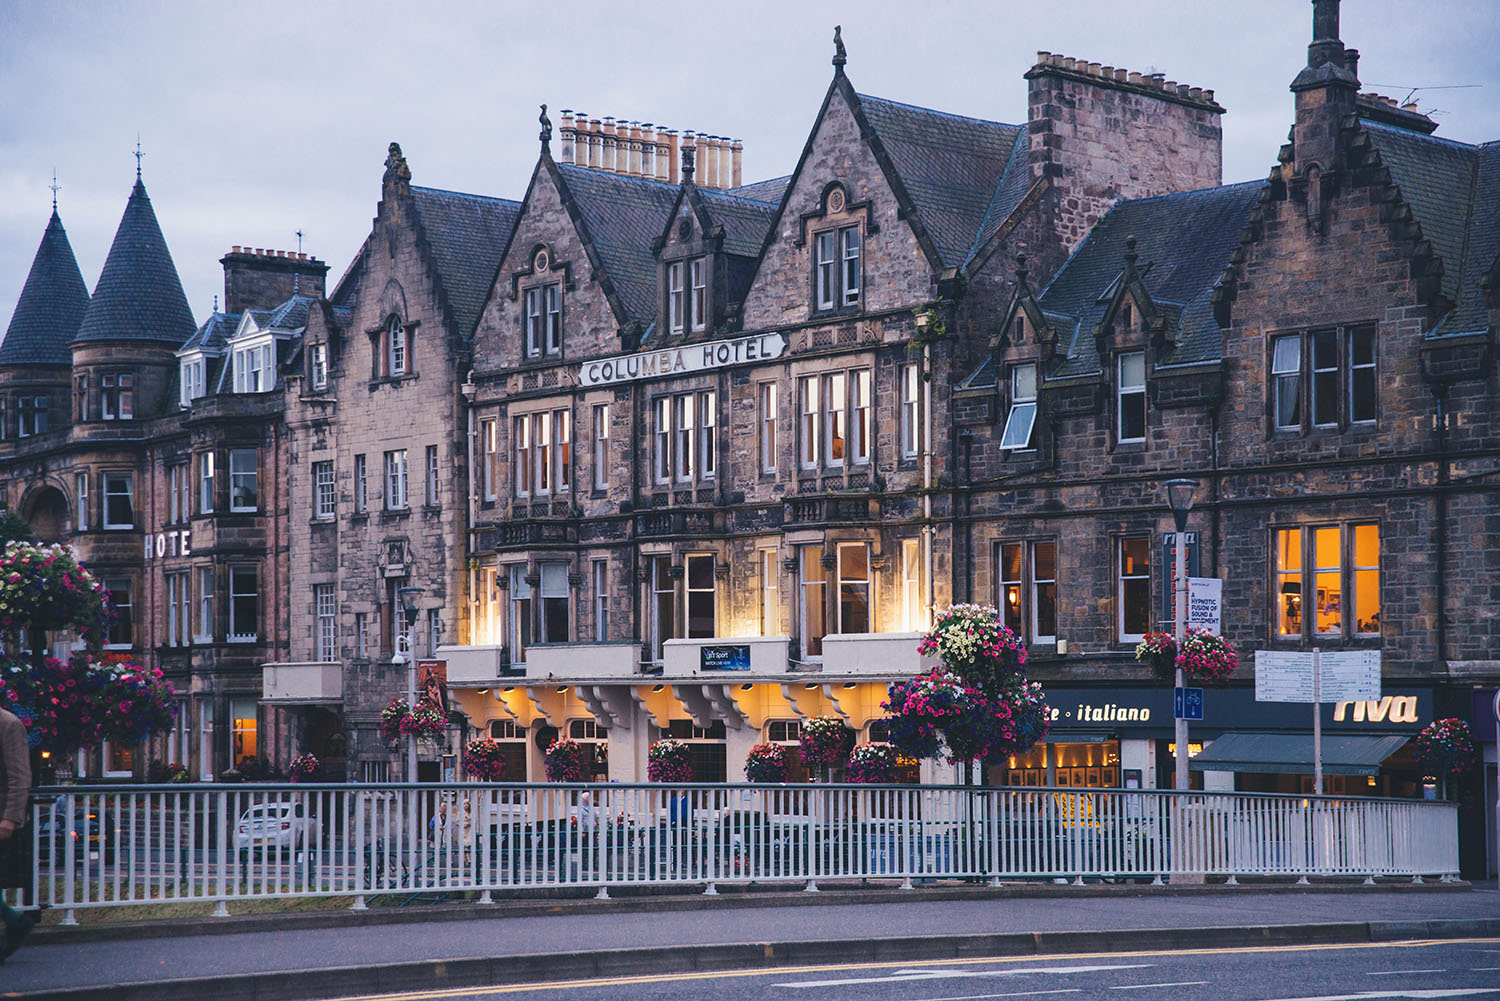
425 445 439 506
477 566 500 645
508 565 531 665
825 371 846 465
997 540 1056 644
75 472 88 532
314 461 335 519
835 542 870 634
685 554 716 638
648 556 676 665
673 394 693 484
539 562 569 644
168 463 189 525
427 607 441 658
1117 352 1146 443
196 567 214 642
593 559 609 641
1270 325 1377 432
229 448 258 512
481 418 498 501
1275 523 1380 640
1000 362 1038 450
514 416 531 497
690 258 707 331
759 383 777 473
103 471 134 530
653 398 670 484
760 548 779 636
101 373 134 420
652 392 715 486
556 412 571 494
900 363 921 459
105 577 133 648
592 405 609 490
180 359 205 406
699 392 716 479
800 545 826 658
234 345 269 393
514 410 569 498
797 375 820 469
385 449 408 509
199 452 215 514
1118 535 1151 641
814 225 862 311
229 565 258 642
387 316 407 376
901 538 924 632
17 395 48 436
310 343 328 390
668 262 685 333
166 571 190 647
354 454 367 514
315 584 336 661
355 611 369 659
523 284 562 358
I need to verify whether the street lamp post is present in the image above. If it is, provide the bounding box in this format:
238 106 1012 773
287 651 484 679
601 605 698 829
1163 478 1199 796
396 585 425 783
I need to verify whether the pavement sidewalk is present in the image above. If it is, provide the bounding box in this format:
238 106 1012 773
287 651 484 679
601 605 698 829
3 881 1497 1001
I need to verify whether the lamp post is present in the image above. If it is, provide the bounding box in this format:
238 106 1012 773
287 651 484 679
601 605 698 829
1163 478 1199 795
396 585 425 783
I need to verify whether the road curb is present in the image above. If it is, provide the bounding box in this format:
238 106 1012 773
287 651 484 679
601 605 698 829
13 916 1500 1001
24 877 1471 945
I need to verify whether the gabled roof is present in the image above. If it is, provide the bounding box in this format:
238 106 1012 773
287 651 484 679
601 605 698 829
1360 120 1499 337
855 94 1024 269
555 163 682 326
1036 181 1264 377
729 175 792 204
178 311 240 356
73 177 196 347
265 294 317 331
695 187 779 258
0 209 90 366
409 187 521 339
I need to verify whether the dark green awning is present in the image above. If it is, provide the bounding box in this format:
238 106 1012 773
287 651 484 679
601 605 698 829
1189 732 1410 776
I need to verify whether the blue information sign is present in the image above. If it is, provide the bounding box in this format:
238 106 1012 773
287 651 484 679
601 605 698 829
1174 686 1204 721
701 644 751 671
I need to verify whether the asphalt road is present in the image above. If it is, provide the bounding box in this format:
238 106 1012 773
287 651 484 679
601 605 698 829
3 887 1497 995
301 940 1500 1001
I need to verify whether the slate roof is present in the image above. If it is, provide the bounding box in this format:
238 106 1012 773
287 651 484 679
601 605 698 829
410 187 521 338
0 210 90 366
1036 181 1264 378
73 178 196 347
557 164 682 326
696 187 779 258
729 175 792 205
265 294 316 331
856 94 1025 269
1360 120 1499 337
179 311 240 355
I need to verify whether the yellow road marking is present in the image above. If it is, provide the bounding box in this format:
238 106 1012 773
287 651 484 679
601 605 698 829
319 938 1500 1001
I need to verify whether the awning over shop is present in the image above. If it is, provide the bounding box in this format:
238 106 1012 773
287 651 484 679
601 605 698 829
1188 732 1410 776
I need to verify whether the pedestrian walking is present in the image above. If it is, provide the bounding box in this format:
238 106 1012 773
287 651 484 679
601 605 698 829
0 706 37 962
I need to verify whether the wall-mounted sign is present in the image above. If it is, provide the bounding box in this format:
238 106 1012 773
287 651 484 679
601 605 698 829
143 530 192 559
701 644 751 671
1187 577 1222 634
579 332 787 387
1158 532 1200 627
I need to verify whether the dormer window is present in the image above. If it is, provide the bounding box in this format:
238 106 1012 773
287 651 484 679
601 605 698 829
667 257 708 334
1000 363 1038 450
690 259 707 331
233 345 270 393
815 226 861 311
1117 351 1146 444
524 285 561 358
180 359 205 406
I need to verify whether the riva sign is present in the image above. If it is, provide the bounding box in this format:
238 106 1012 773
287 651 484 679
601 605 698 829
578 332 787 387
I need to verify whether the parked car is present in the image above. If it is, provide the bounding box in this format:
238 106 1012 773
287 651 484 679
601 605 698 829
35 796 118 863
234 802 321 862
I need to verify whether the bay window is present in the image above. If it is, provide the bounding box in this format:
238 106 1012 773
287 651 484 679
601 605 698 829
835 543 869 633
800 545 826 659
652 392 715 486
508 565 531 665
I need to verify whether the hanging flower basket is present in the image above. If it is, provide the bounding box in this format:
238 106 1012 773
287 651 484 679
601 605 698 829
918 604 1027 695
0 653 175 754
378 697 408 744
799 716 854 771
744 742 788 783
399 699 448 740
546 737 587 782
1412 718 1478 778
647 738 693 782
1134 632 1178 679
882 666 1050 766
1175 628 1239 683
464 738 508 781
0 541 114 646
288 753 322 783
847 743 897 784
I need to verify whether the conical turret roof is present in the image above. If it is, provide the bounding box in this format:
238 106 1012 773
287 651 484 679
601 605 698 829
0 209 90 366
72 177 196 347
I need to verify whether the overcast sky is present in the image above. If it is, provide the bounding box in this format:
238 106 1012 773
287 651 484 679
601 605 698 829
2 0 1496 334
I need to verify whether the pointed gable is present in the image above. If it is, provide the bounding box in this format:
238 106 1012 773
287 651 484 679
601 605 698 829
0 209 90 366
410 187 521 339
555 163 681 326
73 178 196 347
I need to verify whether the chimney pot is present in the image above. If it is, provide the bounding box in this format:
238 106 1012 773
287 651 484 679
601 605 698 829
731 138 743 188
1344 47 1360 80
1128 71 1142 85
1101 65 1113 78
1062 57 1075 70
231 245 241 253
1205 89 1215 102
1088 62 1101 75
588 118 602 169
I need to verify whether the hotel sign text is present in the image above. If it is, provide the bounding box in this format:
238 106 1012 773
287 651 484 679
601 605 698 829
579 332 787 387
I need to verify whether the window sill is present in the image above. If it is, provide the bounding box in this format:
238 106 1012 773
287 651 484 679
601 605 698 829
808 304 862 321
226 636 259 645
310 516 336 525
229 507 259 515
192 635 213 645
380 509 411 521
349 512 369 523
102 525 135 532
102 644 133 652
368 374 419 390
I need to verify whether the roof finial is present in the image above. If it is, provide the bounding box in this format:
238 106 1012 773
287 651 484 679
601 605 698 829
1015 252 1028 286
213 294 219 314
539 103 552 147
50 169 60 212
832 25 847 69
296 228 304 254
135 135 143 179
681 140 695 181
1123 235 1138 277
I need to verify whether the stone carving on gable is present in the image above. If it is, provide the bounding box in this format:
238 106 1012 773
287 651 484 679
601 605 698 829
383 143 410 185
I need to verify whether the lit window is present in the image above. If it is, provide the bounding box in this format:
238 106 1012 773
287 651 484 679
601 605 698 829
1000 363 1038 450
1275 524 1380 641
835 543 869 634
825 371 846 467
1117 352 1146 443
1118 536 1151 641
760 548 779 636
229 448 258 512
230 697 258 767
901 538 924 632
800 546 826 659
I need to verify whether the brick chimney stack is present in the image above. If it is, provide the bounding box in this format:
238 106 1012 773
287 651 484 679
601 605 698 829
1289 0 1359 180
221 247 328 315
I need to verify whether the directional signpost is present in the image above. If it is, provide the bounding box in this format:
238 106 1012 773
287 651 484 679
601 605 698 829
1174 686 1204 721
1255 649 1382 795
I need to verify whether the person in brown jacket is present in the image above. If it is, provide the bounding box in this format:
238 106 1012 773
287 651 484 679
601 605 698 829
0 706 36 962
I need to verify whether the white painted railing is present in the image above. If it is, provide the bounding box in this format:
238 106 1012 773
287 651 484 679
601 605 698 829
7 783 1459 921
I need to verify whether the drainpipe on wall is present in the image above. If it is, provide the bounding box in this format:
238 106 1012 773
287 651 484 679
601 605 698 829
462 373 478 643
1434 388 1448 665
